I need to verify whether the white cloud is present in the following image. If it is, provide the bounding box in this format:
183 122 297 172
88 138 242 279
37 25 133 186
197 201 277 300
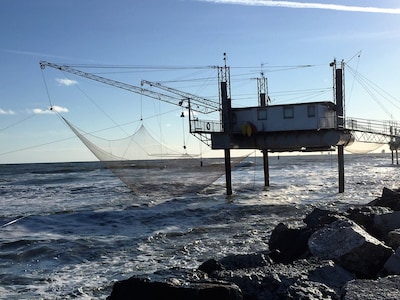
51 105 69 113
0 108 15 115
32 105 69 114
201 0 400 14
56 78 78 86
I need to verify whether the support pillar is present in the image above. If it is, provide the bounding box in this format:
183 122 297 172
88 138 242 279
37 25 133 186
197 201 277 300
258 77 270 188
392 149 394 165
338 145 344 193
262 150 270 188
224 149 232 195
335 66 345 193
220 62 232 196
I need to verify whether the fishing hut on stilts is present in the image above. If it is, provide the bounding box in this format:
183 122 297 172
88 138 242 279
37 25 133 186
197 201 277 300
208 57 353 195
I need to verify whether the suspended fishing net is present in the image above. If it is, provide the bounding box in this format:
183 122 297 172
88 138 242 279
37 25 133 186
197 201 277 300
345 141 384 154
63 117 246 196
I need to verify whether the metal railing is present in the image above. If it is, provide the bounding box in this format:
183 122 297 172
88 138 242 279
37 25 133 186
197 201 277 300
344 117 400 137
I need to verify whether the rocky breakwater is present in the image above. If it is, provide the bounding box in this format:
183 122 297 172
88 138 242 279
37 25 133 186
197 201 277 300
107 187 400 300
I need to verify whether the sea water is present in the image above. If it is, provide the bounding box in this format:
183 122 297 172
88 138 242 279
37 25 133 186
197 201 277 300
0 153 398 299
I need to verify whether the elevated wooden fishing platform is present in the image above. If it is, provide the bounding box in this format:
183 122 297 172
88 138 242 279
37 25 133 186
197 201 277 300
190 60 400 195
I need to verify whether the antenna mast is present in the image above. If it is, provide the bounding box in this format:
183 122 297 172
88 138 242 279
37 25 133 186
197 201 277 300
257 64 269 106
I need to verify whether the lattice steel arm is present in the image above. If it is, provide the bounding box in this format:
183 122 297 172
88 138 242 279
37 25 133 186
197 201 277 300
40 61 213 114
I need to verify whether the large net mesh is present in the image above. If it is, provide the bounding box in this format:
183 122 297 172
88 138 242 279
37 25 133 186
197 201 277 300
63 117 246 196
345 141 384 154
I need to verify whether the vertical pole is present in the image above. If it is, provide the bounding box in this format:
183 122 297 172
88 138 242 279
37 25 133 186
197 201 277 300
263 150 270 188
391 126 394 164
260 92 269 188
220 63 232 196
335 67 345 193
396 129 399 165
258 74 270 188
224 149 232 195
338 146 345 193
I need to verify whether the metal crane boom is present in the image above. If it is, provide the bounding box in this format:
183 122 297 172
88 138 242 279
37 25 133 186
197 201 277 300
39 61 216 114
141 80 220 114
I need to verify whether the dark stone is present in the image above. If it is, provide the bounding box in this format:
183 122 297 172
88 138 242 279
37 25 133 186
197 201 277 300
341 275 400 300
308 219 393 278
374 211 400 239
368 187 400 211
211 258 354 300
284 280 338 300
107 276 243 300
307 259 355 294
268 222 313 263
218 252 272 270
304 207 341 229
346 206 392 238
198 258 224 275
387 229 400 249
384 247 400 275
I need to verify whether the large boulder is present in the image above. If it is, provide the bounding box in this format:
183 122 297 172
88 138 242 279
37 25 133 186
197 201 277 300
268 222 314 263
368 187 400 211
107 277 243 300
210 258 354 300
346 206 392 239
341 275 400 300
384 247 400 275
374 211 400 239
387 229 400 249
308 218 393 278
303 207 342 229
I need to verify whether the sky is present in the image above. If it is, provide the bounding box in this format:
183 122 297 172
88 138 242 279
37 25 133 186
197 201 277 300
0 0 400 163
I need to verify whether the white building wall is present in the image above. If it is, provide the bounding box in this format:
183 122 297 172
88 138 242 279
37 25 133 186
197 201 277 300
231 102 337 133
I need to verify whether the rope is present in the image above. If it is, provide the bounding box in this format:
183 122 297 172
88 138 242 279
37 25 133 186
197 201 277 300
181 110 187 152
0 114 37 133
346 65 400 119
59 70 132 137
41 68 53 109
345 51 362 109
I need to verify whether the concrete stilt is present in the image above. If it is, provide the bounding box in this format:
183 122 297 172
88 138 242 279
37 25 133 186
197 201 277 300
335 66 345 193
338 145 345 193
224 149 232 195
262 150 270 188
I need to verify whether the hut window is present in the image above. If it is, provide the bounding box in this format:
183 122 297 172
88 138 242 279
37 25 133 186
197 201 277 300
308 105 316 117
257 109 267 120
283 106 294 119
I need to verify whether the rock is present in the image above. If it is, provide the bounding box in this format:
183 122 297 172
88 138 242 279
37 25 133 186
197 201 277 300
374 211 400 238
199 258 224 275
307 259 355 294
304 207 342 229
369 187 400 211
308 218 393 278
199 252 272 276
217 252 272 270
346 206 392 238
210 258 354 300
341 275 400 300
268 222 313 263
284 280 338 300
387 229 400 249
107 276 243 300
384 247 400 275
